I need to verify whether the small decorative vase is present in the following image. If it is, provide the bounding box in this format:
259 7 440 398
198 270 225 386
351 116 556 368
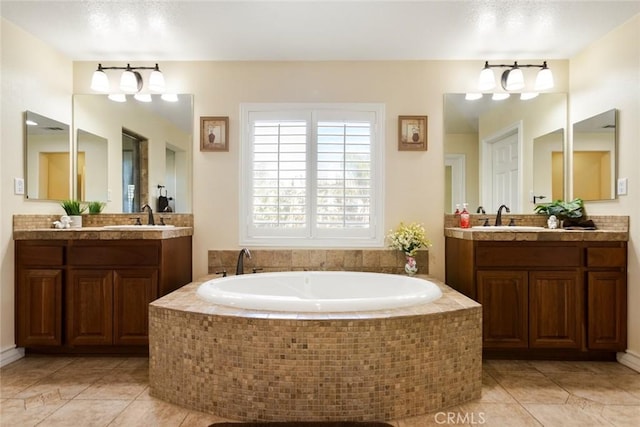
404 254 418 276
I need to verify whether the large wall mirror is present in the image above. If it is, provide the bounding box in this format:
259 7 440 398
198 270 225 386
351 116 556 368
73 94 193 213
24 111 71 200
572 109 617 201
444 93 567 215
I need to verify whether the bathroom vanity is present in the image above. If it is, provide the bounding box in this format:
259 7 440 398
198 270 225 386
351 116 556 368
445 223 628 359
14 226 192 354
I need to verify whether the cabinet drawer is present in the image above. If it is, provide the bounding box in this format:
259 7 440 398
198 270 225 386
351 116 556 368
17 245 64 266
476 245 580 268
68 242 160 266
586 247 626 268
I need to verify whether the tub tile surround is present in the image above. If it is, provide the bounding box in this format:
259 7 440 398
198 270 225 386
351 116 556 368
208 249 429 275
148 276 481 421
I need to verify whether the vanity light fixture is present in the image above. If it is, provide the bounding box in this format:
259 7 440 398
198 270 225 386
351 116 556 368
478 61 554 91
90 63 166 94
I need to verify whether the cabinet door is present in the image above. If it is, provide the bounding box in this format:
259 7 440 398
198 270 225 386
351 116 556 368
529 271 581 349
16 269 62 346
477 270 528 348
588 271 627 350
113 269 158 345
67 270 113 346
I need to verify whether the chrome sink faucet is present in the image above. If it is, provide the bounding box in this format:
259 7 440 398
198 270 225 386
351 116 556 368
495 204 511 226
141 204 155 225
236 248 252 275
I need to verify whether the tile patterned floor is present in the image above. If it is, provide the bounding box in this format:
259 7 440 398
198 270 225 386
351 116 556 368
1 356 638 426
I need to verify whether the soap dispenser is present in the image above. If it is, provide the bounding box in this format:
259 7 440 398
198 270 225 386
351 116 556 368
460 203 471 228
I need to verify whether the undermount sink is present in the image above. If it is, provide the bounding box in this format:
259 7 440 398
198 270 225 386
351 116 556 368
102 225 176 230
471 225 546 231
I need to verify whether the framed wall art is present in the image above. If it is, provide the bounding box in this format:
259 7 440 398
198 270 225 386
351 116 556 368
200 116 229 152
398 115 428 151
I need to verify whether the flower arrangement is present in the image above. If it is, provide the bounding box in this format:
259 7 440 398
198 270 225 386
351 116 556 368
387 222 431 257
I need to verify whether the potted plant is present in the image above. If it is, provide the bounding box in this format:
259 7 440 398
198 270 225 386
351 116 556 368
534 198 584 226
87 201 105 214
60 199 86 228
387 222 431 275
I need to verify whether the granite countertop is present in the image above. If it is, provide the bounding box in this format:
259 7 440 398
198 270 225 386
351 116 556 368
13 226 193 240
444 227 628 242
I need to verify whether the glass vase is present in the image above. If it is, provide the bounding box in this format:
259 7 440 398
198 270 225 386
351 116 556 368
404 254 418 276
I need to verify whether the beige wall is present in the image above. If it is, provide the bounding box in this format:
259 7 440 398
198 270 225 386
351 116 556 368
0 18 73 359
570 14 640 365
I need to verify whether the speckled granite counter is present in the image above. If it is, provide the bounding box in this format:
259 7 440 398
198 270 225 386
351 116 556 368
13 226 193 240
444 227 628 242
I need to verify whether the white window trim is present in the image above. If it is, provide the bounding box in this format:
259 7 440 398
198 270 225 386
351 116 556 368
239 102 385 247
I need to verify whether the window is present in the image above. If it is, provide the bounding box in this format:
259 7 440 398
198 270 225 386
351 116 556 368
240 103 385 247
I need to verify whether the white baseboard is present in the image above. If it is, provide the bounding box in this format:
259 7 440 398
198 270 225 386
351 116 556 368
0 345 25 367
617 350 640 373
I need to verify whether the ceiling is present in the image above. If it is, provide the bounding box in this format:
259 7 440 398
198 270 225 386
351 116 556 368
1 1 639 62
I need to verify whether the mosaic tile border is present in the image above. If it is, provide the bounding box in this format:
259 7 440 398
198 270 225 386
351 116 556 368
149 277 481 421
208 249 429 276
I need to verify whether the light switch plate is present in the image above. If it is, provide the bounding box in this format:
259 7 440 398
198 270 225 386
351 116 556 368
617 178 628 196
14 177 24 195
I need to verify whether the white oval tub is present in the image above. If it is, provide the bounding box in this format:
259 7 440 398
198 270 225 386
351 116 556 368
196 271 442 312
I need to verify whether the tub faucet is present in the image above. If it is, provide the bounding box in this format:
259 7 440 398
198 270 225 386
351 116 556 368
141 204 155 225
236 248 252 275
495 204 511 226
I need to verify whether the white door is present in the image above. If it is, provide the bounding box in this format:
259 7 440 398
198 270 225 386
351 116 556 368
482 124 521 212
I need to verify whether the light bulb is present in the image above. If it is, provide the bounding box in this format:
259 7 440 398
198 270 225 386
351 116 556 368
148 64 165 92
108 93 127 102
502 66 524 91
161 93 178 102
478 62 496 91
134 93 152 102
465 93 483 101
520 92 539 100
535 63 554 90
492 93 510 101
90 65 109 92
120 66 142 93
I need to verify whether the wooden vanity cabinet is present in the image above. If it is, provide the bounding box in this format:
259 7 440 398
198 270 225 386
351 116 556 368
15 241 65 347
15 236 192 352
585 245 627 351
445 238 627 357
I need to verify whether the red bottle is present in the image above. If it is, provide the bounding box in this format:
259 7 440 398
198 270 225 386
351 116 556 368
460 203 471 228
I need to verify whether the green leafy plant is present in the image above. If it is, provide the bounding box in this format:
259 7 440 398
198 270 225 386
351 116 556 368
60 199 86 216
534 198 584 220
87 201 105 214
